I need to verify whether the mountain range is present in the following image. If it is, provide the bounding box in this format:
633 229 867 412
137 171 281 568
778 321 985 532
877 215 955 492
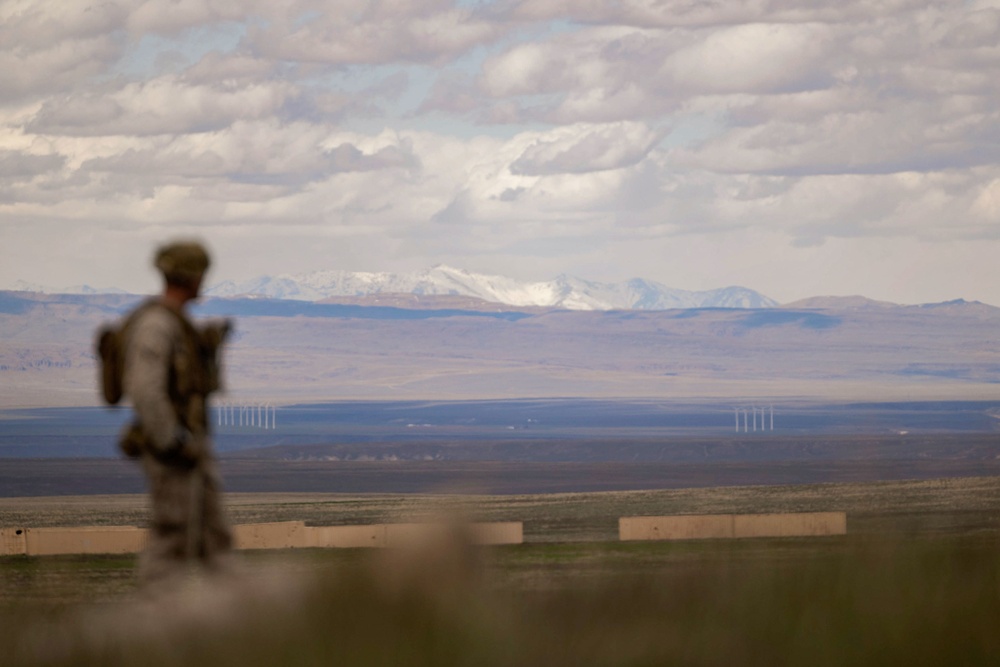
2 287 1000 409
206 265 778 310
11 266 993 313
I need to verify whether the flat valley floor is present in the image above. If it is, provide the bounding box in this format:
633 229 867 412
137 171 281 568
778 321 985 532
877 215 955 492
3 476 1000 666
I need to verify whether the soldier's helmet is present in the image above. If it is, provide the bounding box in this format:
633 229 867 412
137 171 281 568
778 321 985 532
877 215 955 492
154 241 211 287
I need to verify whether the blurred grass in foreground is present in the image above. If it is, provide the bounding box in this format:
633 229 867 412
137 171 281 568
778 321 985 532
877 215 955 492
2 533 999 666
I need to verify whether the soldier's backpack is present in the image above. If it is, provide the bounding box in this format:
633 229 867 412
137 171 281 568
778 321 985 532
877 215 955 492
97 325 126 404
95 302 151 405
95 300 231 405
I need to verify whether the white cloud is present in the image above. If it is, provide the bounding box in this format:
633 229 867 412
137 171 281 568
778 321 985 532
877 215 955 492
972 177 1000 219
477 26 677 121
659 22 833 94
480 42 554 97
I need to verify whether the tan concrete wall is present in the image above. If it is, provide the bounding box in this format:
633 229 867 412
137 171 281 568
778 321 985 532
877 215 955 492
1 528 27 556
620 512 847 542
0 521 523 555
733 512 847 538
232 521 309 550
306 522 522 549
308 524 387 549
24 526 147 556
620 515 734 541
3 514 846 554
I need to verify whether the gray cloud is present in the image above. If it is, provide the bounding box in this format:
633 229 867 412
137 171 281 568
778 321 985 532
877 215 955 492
27 76 298 136
503 0 951 28
244 1 510 65
0 150 65 179
0 34 124 102
181 51 280 86
74 127 418 193
123 0 260 35
510 123 664 175
1 0 998 305
326 143 419 172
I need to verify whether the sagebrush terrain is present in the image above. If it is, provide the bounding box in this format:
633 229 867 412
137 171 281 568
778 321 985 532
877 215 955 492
3 476 1000 666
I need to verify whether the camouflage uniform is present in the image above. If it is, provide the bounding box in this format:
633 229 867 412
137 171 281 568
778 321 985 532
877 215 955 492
122 243 233 584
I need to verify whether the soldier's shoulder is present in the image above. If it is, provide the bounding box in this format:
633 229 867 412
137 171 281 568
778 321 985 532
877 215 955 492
128 302 186 339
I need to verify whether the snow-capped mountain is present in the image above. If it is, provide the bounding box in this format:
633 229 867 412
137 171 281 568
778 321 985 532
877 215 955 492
207 266 778 310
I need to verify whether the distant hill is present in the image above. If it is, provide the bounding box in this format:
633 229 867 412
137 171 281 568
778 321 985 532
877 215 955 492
783 296 899 310
2 290 1000 408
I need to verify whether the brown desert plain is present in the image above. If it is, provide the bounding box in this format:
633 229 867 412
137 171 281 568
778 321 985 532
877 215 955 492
2 290 1000 406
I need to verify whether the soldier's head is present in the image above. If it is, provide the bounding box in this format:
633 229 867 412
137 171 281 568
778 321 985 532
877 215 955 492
154 240 211 297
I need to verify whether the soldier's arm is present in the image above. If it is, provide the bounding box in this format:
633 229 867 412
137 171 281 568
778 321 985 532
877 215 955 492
123 309 183 453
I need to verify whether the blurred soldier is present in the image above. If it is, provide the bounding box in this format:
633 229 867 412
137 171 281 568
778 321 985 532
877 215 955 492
120 240 234 585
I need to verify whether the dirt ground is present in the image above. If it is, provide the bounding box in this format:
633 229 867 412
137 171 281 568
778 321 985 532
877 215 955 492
4 476 1000 666
3 475 999 543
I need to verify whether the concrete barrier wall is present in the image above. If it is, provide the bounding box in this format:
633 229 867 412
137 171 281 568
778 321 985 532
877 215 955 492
620 512 847 542
620 515 734 541
307 522 523 549
24 526 147 556
0 521 524 556
1 513 843 555
1 528 27 556
308 524 387 549
232 521 309 550
733 512 847 538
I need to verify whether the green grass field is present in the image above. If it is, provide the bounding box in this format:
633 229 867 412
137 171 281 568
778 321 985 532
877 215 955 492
3 477 1000 666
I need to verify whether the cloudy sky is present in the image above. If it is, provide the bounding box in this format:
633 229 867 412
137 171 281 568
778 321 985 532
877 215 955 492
1 0 998 305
